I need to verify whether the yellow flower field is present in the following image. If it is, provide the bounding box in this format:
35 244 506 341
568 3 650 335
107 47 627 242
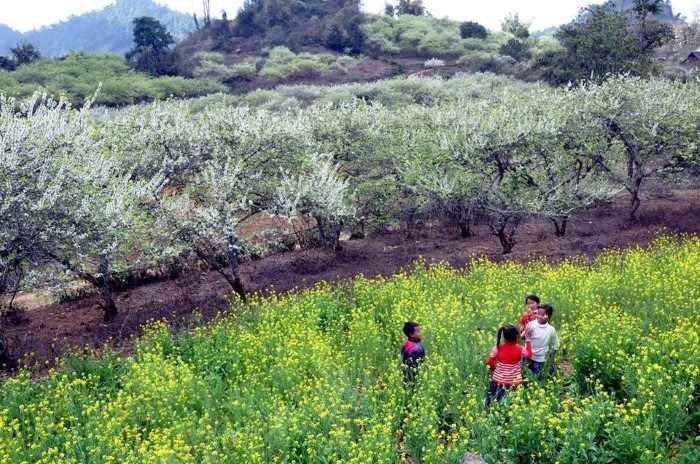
1 236 698 463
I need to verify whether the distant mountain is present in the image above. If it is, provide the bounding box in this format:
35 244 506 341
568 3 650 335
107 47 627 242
0 0 195 57
532 26 560 38
0 24 24 53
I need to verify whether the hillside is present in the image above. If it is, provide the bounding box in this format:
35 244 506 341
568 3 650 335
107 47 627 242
0 0 194 57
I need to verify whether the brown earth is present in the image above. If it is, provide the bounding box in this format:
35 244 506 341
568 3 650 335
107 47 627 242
2 189 699 372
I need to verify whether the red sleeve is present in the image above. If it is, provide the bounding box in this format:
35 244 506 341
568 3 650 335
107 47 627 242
486 345 498 369
519 312 529 326
522 340 532 359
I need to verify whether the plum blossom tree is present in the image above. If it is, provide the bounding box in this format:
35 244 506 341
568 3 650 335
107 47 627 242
273 153 355 251
158 159 261 302
1 92 163 322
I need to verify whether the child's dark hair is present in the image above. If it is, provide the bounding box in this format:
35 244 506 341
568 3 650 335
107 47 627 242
403 321 420 338
497 324 519 346
525 294 540 304
539 304 554 319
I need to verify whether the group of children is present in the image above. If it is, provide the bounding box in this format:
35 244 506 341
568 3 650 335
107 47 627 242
401 294 560 405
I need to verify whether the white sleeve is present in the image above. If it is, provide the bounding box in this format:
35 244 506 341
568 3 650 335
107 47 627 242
550 326 560 351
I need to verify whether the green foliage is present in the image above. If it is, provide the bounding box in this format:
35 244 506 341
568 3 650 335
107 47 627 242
259 46 356 80
131 16 174 51
499 38 532 62
457 51 516 74
362 14 463 56
539 4 674 85
212 15 234 52
390 0 427 16
231 0 365 53
459 21 488 40
233 0 266 37
192 52 260 82
10 43 41 65
501 12 530 39
0 52 226 106
322 3 365 54
126 16 175 77
0 56 16 72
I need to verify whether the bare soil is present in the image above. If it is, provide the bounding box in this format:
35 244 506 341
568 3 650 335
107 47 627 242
2 189 699 372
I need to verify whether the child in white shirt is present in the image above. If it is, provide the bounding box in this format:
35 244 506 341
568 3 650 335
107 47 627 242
523 304 560 377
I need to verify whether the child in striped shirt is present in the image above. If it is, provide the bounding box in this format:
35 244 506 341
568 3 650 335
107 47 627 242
485 324 532 406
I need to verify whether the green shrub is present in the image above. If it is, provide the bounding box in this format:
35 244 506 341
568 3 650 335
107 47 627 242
259 46 356 80
499 38 532 62
457 50 516 74
362 14 461 56
460 21 488 39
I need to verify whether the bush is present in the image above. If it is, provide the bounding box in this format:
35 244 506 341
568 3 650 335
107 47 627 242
457 50 516 74
499 38 532 62
322 4 365 54
460 21 488 39
259 46 356 80
361 14 461 56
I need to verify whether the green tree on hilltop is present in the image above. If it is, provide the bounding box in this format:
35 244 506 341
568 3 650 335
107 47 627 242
126 16 175 76
537 3 673 85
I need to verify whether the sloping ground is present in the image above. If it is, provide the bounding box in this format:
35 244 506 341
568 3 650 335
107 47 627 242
2 189 699 371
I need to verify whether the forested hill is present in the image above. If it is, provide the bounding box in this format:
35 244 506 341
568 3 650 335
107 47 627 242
0 0 194 57
0 24 24 53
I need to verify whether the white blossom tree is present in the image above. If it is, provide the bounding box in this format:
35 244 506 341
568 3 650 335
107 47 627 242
1 93 163 322
584 75 698 220
273 153 356 251
158 159 262 302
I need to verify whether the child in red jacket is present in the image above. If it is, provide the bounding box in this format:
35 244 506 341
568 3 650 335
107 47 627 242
401 321 425 385
518 294 540 335
485 324 532 406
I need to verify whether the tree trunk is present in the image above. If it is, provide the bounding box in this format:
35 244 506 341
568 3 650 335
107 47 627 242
459 221 472 238
628 162 644 221
489 213 521 254
97 257 118 322
99 281 118 322
226 249 247 303
329 221 343 251
314 215 327 246
498 230 516 254
550 216 568 237
608 119 644 221
193 246 247 303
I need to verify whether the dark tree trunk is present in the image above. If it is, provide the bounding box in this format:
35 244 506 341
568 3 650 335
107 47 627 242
457 202 475 238
459 221 472 238
628 162 644 221
314 215 327 246
607 118 645 221
488 213 521 254
42 250 118 322
97 257 117 322
193 246 247 303
550 216 568 237
314 216 343 251
99 281 118 322
226 249 247 303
